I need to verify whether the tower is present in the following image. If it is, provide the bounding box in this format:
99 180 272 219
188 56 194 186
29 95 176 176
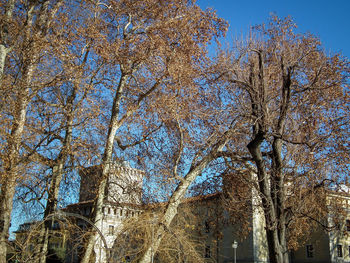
77 162 144 263
79 162 144 204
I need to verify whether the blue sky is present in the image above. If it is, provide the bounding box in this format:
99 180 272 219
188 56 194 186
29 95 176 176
197 0 350 58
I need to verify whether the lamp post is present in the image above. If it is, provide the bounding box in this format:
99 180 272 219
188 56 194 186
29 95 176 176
151 222 154 263
150 216 157 263
232 240 238 263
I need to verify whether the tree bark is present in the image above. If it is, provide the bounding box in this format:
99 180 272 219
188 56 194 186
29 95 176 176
81 73 129 263
0 0 14 84
0 2 61 261
38 88 75 263
0 37 36 259
248 135 289 263
139 138 228 263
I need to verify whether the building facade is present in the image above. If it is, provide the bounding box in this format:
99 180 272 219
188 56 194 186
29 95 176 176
67 162 144 262
13 163 350 263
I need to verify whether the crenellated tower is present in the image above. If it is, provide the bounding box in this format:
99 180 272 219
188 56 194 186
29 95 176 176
79 161 144 204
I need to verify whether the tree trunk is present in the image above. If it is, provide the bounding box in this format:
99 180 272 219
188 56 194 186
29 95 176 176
0 0 14 83
0 9 15 256
0 45 36 261
38 86 76 263
247 131 289 263
81 73 129 263
0 1 63 260
0 96 29 263
37 163 65 263
139 140 227 263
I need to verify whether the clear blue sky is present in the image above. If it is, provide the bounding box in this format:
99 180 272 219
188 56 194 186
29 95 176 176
197 0 350 58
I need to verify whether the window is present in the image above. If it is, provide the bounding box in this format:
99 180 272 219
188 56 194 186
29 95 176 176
108 225 114 235
204 245 211 258
306 245 313 258
114 208 117 215
337 245 343 258
204 221 210 233
84 207 90 216
108 207 111 214
120 209 123 216
346 219 350 231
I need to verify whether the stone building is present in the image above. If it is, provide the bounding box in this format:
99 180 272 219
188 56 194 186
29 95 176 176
71 164 350 263
13 163 350 263
65 162 144 262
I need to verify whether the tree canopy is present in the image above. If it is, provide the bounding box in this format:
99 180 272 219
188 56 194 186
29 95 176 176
0 1 348 263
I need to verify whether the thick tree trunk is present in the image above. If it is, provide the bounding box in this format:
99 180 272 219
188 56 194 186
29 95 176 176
81 73 129 263
247 133 289 263
264 207 289 263
0 2 63 261
265 229 284 263
0 43 35 262
254 179 289 263
0 0 14 84
0 97 29 263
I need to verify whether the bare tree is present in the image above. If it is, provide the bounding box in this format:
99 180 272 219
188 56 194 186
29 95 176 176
210 16 349 263
8 214 88 263
78 1 227 262
0 1 63 262
111 207 207 263
23 5 103 259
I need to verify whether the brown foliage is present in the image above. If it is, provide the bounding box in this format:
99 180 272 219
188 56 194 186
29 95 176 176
111 208 206 263
209 16 349 263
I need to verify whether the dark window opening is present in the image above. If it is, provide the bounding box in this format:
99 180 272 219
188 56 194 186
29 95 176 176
337 245 343 258
306 244 313 258
204 245 211 258
346 219 350 231
205 221 210 233
108 225 114 235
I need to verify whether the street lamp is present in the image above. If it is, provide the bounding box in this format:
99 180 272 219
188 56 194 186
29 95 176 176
232 240 238 263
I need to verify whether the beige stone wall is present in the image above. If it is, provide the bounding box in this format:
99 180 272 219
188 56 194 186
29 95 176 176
252 185 269 263
185 194 267 263
93 203 143 263
79 163 144 204
77 165 350 263
106 165 144 204
328 226 350 263
291 228 331 263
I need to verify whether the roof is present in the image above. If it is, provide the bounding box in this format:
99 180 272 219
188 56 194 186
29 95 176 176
63 192 222 211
